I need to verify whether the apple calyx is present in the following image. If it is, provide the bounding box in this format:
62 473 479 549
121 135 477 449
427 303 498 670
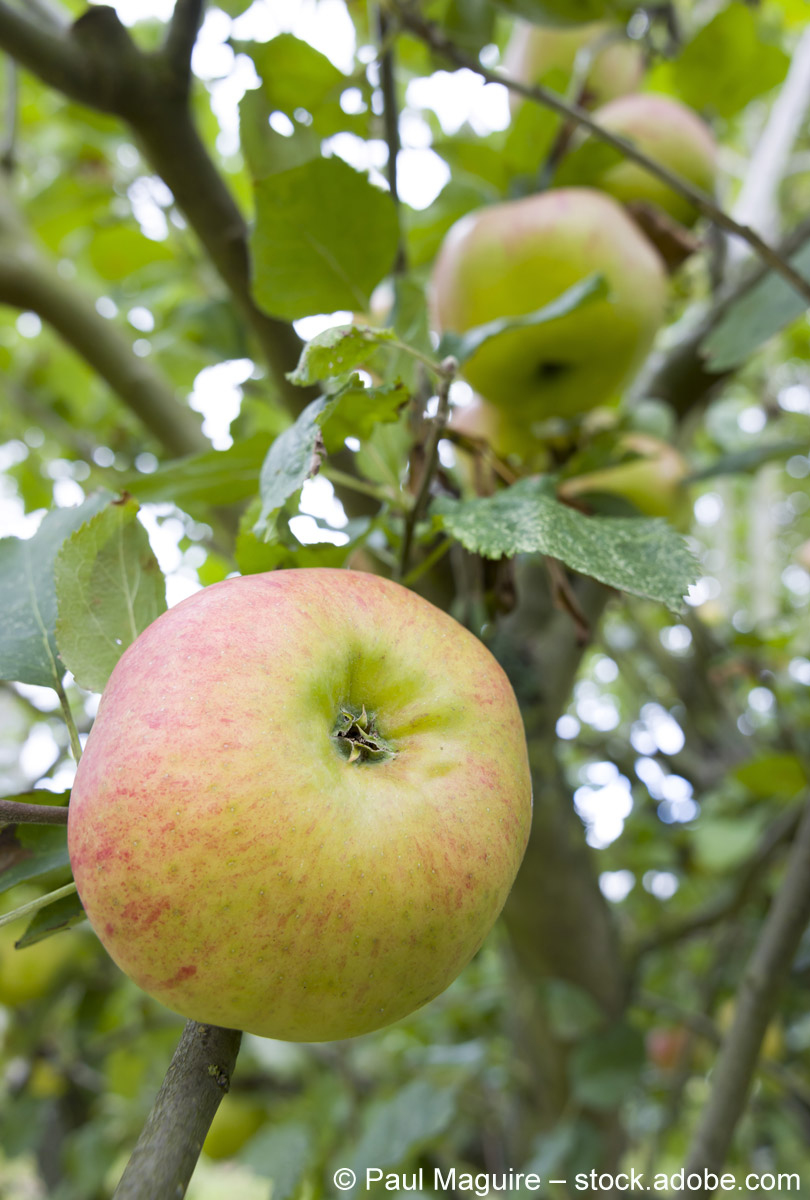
332 705 397 765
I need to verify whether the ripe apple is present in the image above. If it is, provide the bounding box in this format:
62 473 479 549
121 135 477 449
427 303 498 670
68 569 532 1042
557 432 689 518
581 94 718 225
645 1025 690 1072
431 188 668 425
495 0 635 26
504 20 644 112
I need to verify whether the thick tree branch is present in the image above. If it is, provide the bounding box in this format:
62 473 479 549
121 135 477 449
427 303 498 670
392 1 810 306
0 3 308 411
0 799 68 825
683 795 810 1190
113 1021 241 1200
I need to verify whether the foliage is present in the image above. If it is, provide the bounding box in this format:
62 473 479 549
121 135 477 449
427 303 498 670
0 0 809 1197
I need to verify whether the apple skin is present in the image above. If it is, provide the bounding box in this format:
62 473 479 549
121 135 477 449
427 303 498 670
584 94 718 225
68 569 532 1042
557 432 689 518
504 20 644 112
431 188 668 424
496 0 635 27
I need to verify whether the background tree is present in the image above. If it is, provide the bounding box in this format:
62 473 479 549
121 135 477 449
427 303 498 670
0 1 809 1198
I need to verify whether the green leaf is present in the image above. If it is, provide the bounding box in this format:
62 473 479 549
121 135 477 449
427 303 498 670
254 399 327 540
240 1123 315 1200
733 753 807 799
436 274 607 364
16 891 86 947
288 324 398 387
349 1080 459 1181
249 34 345 119
649 5 789 119
434 478 698 611
239 88 320 181
701 243 810 372
569 1024 645 1110
0 824 70 897
546 979 606 1041
321 379 409 453
122 434 274 510
250 157 399 321
0 494 110 688
54 496 167 693
88 226 174 282
692 814 767 872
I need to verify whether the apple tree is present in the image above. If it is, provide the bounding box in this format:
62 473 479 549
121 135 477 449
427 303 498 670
0 0 809 1197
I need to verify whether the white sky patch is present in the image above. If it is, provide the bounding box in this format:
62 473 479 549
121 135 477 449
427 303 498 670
189 358 255 449
232 0 356 74
599 870 635 903
293 311 354 340
20 724 60 781
643 870 679 900
574 775 633 849
406 69 510 137
289 515 349 545
397 149 451 210
300 477 348 527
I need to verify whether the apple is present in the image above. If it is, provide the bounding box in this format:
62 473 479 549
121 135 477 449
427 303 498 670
645 1025 690 1072
495 0 635 27
504 20 644 112
580 94 718 225
0 886 77 1007
557 432 689 518
431 187 668 425
202 1093 265 1160
68 569 532 1042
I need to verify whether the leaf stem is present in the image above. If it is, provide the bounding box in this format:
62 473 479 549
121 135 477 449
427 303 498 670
54 675 83 763
0 882 77 930
322 465 411 510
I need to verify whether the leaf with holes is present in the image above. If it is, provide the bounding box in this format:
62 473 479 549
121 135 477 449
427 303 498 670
288 324 398 387
434 477 697 611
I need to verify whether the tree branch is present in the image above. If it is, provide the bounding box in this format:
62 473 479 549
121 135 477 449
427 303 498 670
0 3 308 411
0 799 68 825
391 0 810 306
683 794 810 1190
113 1021 242 1200
630 807 801 963
164 0 206 92
377 6 406 274
726 25 810 273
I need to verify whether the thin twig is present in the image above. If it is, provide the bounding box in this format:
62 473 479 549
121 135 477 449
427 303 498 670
113 1021 242 1200
0 798 68 826
683 794 810 1190
630 807 801 963
0 883 76 929
377 6 406 274
164 0 205 92
391 0 810 306
1 54 17 170
399 358 456 579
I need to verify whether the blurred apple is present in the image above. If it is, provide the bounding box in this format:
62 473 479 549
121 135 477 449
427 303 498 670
431 188 667 425
580 94 717 225
646 1025 690 1072
0 886 76 1006
557 432 689 519
202 1093 266 1160
496 0 636 26
504 20 644 112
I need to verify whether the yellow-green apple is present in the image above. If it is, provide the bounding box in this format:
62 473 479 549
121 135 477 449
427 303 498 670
582 93 717 225
504 20 644 112
68 569 532 1042
496 0 635 26
645 1025 690 1072
0 886 77 1007
557 432 689 518
431 188 668 426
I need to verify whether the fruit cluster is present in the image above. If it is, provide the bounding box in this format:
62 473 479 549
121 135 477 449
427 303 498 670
432 1 709 510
